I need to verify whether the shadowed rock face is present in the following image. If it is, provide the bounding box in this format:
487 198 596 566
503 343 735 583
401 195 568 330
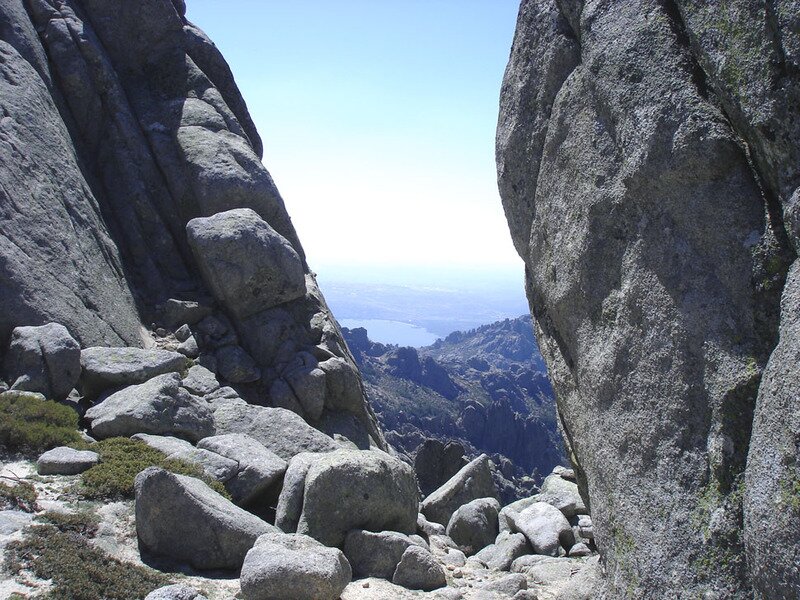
0 0 384 449
498 1 799 598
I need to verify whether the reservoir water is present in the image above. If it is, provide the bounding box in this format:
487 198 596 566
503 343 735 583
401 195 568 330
339 318 440 348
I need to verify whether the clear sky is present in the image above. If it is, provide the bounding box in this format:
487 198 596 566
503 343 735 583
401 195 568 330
186 1 523 273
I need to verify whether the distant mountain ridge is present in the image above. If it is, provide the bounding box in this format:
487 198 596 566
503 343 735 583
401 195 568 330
343 315 566 503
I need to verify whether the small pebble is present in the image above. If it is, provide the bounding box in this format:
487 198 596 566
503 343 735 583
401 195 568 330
155 327 168 337
362 582 370 588
446 564 455 571
453 569 463 579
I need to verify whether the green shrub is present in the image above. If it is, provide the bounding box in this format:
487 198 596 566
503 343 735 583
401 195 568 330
5 524 169 600
0 392 84 453
0 480 39 512
79 437 230 500
37 510 100 537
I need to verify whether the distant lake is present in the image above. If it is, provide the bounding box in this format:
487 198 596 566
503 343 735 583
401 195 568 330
340 319 441 348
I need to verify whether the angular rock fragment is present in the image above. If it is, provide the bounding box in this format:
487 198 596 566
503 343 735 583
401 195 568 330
417 513 446 537
477 573 528 596
284 365 326 421
145 584 208 600
498 495 538 534
134 467 274 570
568 542 592 557
85 373 214 441
536 472 586 519
318 356 362 414
420 454 497 526
474 530 530 571
176 335 199 358
181 364 220 396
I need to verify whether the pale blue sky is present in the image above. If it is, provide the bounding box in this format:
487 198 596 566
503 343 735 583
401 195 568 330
186 1 523 272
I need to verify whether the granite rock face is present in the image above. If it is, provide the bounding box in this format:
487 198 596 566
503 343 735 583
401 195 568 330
0 0 385 455
498 1 800 597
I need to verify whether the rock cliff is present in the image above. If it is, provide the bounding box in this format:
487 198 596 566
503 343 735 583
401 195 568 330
0 0 384 449
497 1 799 598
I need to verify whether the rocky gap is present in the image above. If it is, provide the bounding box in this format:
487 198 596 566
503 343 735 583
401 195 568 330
659 0 711 100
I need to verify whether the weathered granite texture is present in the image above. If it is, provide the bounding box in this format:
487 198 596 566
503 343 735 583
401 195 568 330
0 0 385 450
498 1 799 597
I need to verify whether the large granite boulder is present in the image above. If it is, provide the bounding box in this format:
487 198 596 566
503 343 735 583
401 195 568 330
240 532 351 600
80 347 188 398
186 209 306 320
132 433 237 482
85 373 214 441
420 454 498 526
497 0 800 596
506 502 573 558
213 403 336 460
197 433 287 504
37 446 99 476
474 531 531 571
135 467 277 569
2 323 81 400
343 530 426 579
445 497 500 555
134 467 274 570
391 545 446 592
277 449 419 547
537 472 587 519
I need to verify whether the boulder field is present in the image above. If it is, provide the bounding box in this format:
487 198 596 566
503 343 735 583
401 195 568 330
497 0 800 597
1 318 600 597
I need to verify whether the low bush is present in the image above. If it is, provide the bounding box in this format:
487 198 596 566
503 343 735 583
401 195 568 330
0 392 84 453
79 437 230 500
0 479 39 512
37 509 100 537
5 523 169 600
